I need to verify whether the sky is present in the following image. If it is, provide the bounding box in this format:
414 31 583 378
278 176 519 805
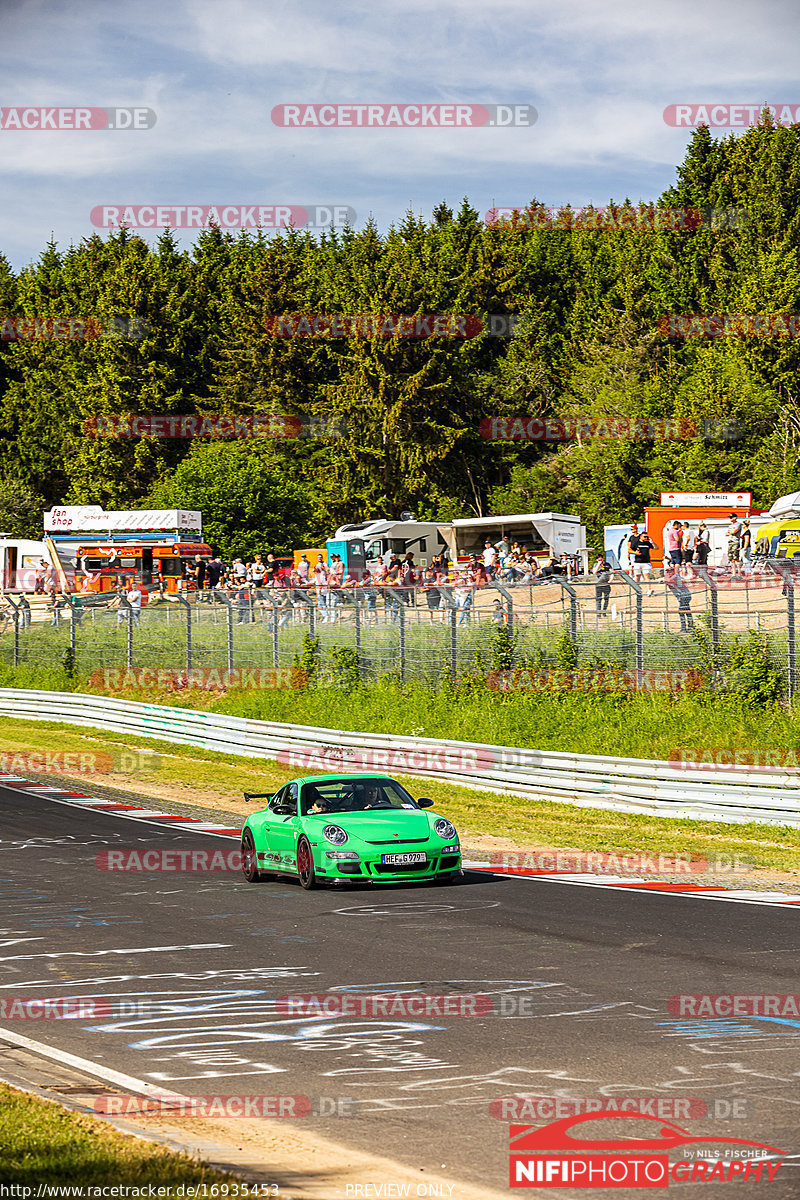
1 0 799 270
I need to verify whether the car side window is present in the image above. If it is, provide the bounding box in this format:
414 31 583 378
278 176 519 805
286 783 298 813
270 786 287 810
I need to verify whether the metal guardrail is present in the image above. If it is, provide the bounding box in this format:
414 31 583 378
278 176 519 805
1 688 799 827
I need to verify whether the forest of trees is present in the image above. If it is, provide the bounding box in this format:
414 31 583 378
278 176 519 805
2 120 800 557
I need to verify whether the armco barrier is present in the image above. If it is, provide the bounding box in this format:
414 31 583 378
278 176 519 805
0 689 799 826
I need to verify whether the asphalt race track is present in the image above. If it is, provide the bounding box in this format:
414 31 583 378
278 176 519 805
1 781 799 1198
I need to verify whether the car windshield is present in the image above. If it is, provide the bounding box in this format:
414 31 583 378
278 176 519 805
300 777 418 816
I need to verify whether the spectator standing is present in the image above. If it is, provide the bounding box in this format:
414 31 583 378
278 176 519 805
34 560 47 594
741 519 752 566
726 513 742 579
206 554 222 594
490 599 506 626
482 540 497 578
666 520 684 565
681 524 696 567
232 558 247 584
665 565 694 632
422 564 441 622
19 594 32 629
236 583 252 624
626 524 641 571
453 573 473 626
297 554 310 583
632 530 656 595
126 581 142 626
313 554 329 622
494 536 510 560
594 557 612 615
252 555 267 593
195 555 208 601
695 523 710 568
401 553 418 605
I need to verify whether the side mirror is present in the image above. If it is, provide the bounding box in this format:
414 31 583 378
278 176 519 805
273 803 295 816
417 797 434 808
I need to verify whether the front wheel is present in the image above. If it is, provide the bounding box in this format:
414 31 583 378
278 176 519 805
241 831 261 883
296 836 317 890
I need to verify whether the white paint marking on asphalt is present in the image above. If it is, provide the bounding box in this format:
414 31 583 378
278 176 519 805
0 944 231 962
0 1025 190 1101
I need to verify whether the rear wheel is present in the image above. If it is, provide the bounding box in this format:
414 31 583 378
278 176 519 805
241 832 261 883
297 837 317 890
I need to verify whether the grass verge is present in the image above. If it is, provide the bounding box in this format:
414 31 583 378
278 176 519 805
0 1083 237 1189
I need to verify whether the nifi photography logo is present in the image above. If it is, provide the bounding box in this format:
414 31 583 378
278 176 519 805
508 1112 785 1188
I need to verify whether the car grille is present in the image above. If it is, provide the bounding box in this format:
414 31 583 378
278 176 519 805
373 861 430 873
365 837 429 845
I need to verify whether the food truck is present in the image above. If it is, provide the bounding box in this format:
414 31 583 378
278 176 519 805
443 512 591 572
330 519 449 575
44 506 211 594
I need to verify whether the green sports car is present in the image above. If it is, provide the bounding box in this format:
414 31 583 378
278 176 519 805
240 773 462 888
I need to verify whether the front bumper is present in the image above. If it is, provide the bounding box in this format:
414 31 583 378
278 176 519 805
317 848 462 881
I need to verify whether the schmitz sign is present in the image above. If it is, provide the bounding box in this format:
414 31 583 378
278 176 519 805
45 507 202 533
660 491 751 506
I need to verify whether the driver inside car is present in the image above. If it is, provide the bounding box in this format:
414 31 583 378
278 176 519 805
359 783 389 808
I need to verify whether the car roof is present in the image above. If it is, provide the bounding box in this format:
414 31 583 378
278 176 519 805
286 773 397 786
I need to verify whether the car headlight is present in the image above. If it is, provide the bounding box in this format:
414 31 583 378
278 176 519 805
326 851 360 860
323 825 348 845
434 818 457 840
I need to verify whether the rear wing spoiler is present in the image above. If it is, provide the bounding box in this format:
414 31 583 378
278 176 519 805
244 792 274 805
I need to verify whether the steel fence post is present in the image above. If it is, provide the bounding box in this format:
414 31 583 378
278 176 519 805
272 601 279 669
177 595 191 675
617 570 643 683
558 577 578 648
493 583 514 631
226 595 234 673
398 600 406 684
354 598 361 666
449 604 457 685
309 603 315 640
787 569 797 701
4 595 20 668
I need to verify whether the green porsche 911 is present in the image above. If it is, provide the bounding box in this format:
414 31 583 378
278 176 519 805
240 773 462 888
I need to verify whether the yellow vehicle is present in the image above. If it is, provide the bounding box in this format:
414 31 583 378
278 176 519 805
754 518 800 560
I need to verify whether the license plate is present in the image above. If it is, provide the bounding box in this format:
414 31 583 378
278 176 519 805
381 852 427 865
